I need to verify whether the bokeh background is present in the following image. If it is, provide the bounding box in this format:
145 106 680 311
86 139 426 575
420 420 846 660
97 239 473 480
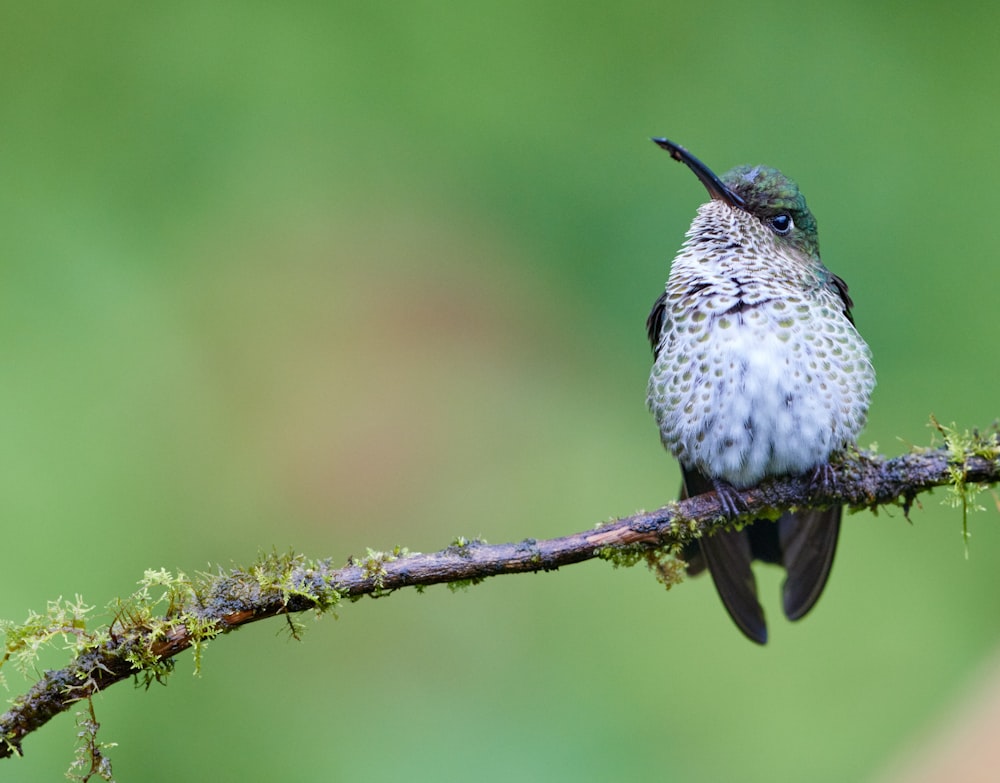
2 2 999 781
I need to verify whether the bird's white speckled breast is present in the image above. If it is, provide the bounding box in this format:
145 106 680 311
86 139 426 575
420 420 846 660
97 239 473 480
647 202 875 487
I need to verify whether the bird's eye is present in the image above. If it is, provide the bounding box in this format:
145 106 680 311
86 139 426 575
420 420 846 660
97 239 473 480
768 214 793 235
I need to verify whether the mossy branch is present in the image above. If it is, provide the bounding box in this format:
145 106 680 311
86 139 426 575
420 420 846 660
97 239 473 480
2 430 999 764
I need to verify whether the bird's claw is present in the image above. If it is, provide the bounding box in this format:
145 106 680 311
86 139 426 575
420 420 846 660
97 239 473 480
808 463 837 499
712 478 748 520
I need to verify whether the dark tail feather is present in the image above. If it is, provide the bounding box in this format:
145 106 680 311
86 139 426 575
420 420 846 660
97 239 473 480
700 528 768 644
777 506 841 621
680 468 841 644
681 468 767 645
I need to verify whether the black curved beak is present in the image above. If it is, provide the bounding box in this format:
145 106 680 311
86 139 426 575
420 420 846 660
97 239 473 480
652 138 745 209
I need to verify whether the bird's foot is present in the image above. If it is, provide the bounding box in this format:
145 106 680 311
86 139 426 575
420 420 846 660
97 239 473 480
711 478 748 520
808 463 837 500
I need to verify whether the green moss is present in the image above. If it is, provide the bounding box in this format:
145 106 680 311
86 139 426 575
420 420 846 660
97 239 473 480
66 697 117 782
444 537 487 591
596 542 648 569
346 546 411 597
183 615 222 676
930 417 1000 557
445 577 485 592
596 543 687 590
1 548 362 772
251 549 344 615
446 536 486 556
0 595 97 686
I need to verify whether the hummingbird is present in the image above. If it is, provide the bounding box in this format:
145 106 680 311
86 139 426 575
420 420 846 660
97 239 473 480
646 138 875 644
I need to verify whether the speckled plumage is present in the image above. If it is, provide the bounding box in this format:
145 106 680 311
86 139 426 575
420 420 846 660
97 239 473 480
648 198 874 487
646 141 875 643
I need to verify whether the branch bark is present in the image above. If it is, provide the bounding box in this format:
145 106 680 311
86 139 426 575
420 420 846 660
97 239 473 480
2 441 998 759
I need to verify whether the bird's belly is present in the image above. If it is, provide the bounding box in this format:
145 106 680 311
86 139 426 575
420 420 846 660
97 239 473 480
648 313 871 488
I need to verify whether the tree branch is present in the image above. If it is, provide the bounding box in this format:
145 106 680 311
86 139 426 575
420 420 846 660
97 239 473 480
2 437 999 760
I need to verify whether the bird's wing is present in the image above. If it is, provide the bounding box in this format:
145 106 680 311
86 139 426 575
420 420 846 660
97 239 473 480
646 292 667 357
828 273 856 325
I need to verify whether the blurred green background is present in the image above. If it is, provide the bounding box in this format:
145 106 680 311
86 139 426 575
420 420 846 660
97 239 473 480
2 1 999 781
